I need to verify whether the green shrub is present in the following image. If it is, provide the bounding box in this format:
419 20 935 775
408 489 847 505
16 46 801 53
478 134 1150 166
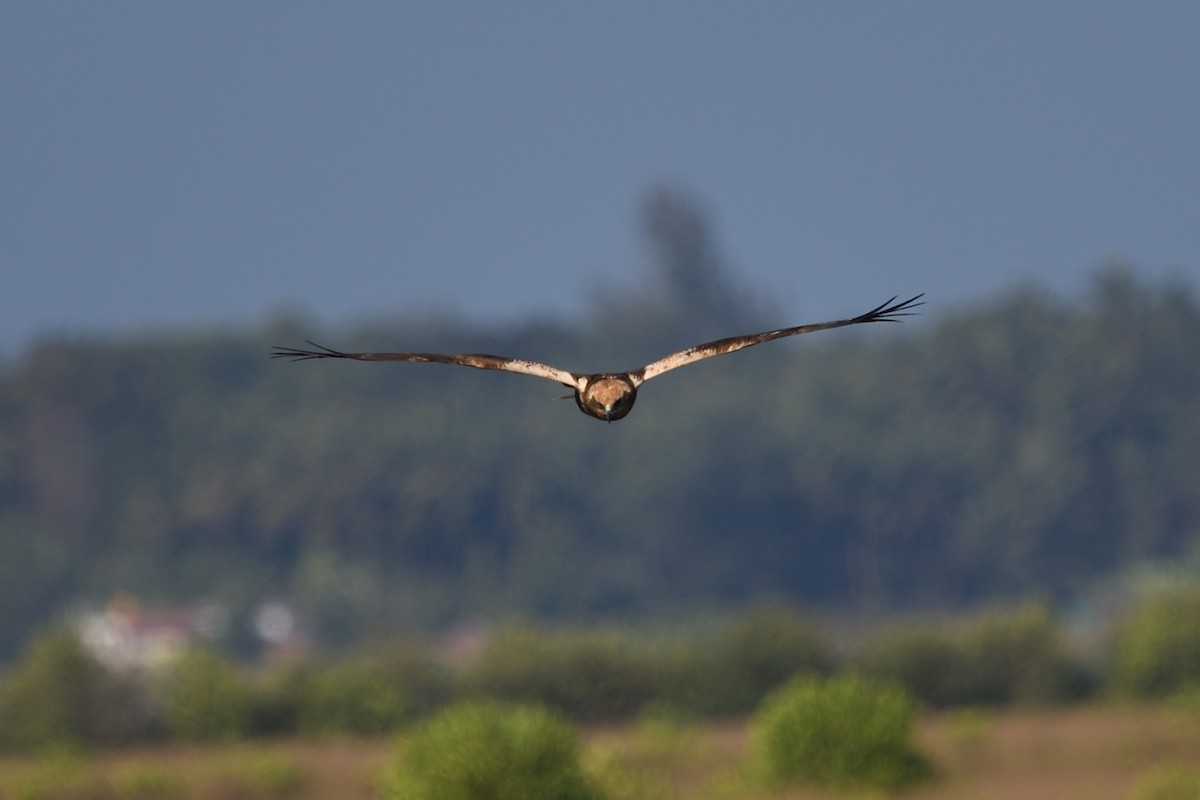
862 604 1093 707
368 643 454 718
1 751 110 800
110 761 186 800
0 628 148 749
163 647 249 741
231 751 306 798
464 627 658 721
942 706 994 751
859 626 968 708
249 645 449 737
751 673 930 792
377 700 605 800
1167 684 1200 719
956 603 1092 705
1131 764 1200 800
1113 590 1200 698
246 660 312 737
661 606 834 717
298 659 409 735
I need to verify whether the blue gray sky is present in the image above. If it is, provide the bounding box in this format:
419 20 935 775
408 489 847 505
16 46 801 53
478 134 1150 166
3 3 1198 356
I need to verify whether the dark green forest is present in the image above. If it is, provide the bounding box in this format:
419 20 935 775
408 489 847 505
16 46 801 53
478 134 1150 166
1 198 1197 661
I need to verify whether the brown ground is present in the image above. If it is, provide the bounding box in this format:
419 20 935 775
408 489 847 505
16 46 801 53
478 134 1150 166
1 705 1198 799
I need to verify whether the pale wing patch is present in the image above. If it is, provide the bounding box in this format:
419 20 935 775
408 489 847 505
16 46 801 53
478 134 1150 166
638 330 794 382
637 294 924 383
484 357 582 388
270 343 581 389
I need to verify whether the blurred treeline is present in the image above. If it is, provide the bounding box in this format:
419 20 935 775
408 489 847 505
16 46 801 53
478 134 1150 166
4 595 1200 749
1 189 1198 660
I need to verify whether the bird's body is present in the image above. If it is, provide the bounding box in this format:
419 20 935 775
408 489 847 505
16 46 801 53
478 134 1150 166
271 294 923 422
575 373 641 421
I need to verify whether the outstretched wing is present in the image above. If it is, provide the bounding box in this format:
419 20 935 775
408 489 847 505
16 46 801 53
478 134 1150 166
270 341 582 389
635 294 924 384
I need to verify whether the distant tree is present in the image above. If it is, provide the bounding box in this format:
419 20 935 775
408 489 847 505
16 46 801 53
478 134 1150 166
663 606 834 716
463 626 660 721
1112 589 1200 698
859 626 970 708
164 647 249 741
861 604 1095 707
585 186 763 359
0 628 147 748
640 186 749 328
298 659 409 735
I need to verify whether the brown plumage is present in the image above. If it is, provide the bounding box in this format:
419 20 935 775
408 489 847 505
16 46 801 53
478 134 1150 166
271 294 923 422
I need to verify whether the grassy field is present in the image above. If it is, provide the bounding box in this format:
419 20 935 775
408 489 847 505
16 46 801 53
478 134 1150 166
2 706 1199 799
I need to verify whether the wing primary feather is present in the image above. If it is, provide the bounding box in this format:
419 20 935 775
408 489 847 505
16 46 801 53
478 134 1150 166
855 293 925 322
268 341 350 361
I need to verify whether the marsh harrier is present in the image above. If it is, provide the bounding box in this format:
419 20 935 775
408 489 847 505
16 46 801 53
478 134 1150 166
271 294 923 422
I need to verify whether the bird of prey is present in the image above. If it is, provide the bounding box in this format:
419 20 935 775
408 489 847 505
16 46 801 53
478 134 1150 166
271 294 923 423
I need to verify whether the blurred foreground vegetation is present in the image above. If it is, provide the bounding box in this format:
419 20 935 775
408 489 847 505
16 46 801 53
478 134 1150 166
3 694 1200 800
4 594 1200 752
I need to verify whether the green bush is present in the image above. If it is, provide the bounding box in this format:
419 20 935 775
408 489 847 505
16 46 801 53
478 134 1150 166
229 751 306 798
110 761 187 800
368 643 454 718
0 751 110 800
163 647 249 741
663 606 833 717
246 660 312 737
957 603 1092 705
463 627 659 721
0 628 148 749
1131 764 1200 800
377 700 605 800
298 659 409 735
1167 684 1200 719
862 604 1093 707
751 673 930 792
1113 590 1200 698
248 645 449 737
859 626 969 708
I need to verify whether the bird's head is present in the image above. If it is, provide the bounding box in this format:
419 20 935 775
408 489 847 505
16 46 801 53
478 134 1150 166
576 375 638 422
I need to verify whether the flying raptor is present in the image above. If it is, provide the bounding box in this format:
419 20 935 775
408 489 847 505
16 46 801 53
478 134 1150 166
271 294 923 422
